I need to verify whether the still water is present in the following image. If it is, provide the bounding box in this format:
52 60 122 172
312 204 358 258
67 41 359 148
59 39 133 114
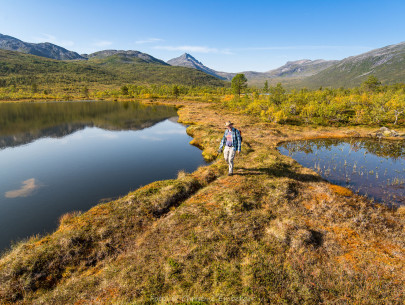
278 138 405 206
0 101 206 252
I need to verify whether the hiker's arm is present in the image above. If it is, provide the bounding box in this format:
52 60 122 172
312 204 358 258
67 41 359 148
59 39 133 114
236 130 242 152
218 132 226 151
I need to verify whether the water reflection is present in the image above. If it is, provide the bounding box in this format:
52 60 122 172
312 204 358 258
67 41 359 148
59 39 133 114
5 178 43 198
278 138 405 206
0 101 178 149
0 101 206 252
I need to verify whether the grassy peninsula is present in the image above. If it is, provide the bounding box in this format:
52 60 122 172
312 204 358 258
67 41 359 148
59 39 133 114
0 98 404 304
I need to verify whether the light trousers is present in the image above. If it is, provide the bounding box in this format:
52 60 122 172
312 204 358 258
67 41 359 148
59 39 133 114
223 146 236 174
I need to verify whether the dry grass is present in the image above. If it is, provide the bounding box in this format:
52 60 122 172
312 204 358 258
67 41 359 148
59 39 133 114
329 184 354 197
0 99 404 304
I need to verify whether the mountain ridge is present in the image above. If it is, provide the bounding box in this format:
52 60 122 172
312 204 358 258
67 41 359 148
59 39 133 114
266 59 338 77
299 41 405 88
83 50 168 65
0 33 85 60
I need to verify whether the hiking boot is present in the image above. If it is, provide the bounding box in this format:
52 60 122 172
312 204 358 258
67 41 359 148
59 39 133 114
228 173 233 176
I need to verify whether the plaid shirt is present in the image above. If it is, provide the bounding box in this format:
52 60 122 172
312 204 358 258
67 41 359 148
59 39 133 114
219 127 242 152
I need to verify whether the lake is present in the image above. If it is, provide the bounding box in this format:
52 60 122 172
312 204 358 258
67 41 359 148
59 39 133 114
278 138 405 207
0 101 206 252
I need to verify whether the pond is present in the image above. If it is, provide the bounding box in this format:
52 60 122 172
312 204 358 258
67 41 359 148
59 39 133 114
278 138 405 207
0 101 206 252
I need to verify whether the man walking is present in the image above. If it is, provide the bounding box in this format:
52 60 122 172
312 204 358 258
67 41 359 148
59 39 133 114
218 121 242 176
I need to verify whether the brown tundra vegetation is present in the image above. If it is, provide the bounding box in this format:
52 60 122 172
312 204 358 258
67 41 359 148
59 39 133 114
0 99 404 305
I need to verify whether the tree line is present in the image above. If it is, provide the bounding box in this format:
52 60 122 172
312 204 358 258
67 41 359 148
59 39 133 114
224 74 405 126
0 72 403 126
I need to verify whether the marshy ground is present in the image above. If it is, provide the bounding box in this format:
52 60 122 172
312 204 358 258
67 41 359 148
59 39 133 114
0 100 404 304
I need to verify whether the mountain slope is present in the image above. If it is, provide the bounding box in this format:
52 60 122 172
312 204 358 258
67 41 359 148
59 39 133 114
87 53 226 86
0 50 226 87
167 53 226 80
300 41 405 88
266 59 338 78
0 33 85 60
0 49 113 85
84 50 168 65
241 59 338 87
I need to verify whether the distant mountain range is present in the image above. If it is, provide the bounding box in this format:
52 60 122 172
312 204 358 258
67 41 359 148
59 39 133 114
1 33 405 88
167 54 338 84
166 42 405 88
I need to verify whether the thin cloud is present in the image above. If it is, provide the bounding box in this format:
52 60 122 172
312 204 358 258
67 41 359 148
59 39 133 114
241 45 371 51
5 178 42 198
152 44 368 55
153 45 233 54
31 33 74 48
135 38 164 44
93 40 113 47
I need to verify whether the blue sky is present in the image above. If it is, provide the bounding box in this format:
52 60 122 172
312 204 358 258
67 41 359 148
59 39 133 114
1 0 404 72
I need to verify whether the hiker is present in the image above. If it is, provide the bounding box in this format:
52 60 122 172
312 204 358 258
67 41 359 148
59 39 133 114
218 121 242 176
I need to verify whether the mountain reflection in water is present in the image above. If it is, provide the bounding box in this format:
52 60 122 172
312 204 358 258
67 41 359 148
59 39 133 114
0 100 178 149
